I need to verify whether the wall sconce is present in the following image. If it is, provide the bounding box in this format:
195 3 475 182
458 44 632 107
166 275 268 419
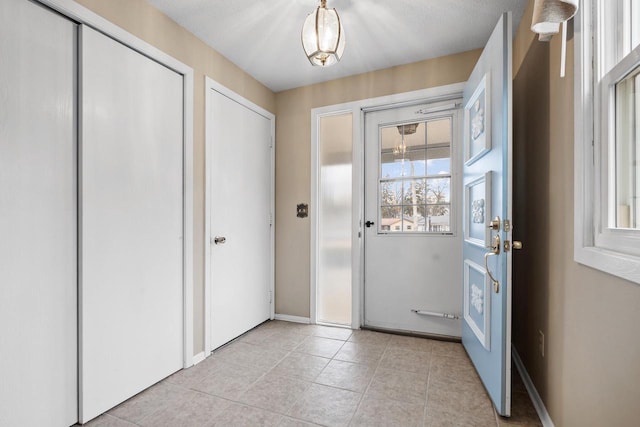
530 0 578 77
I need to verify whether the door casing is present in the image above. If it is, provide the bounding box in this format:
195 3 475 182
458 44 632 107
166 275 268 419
310 83 465 329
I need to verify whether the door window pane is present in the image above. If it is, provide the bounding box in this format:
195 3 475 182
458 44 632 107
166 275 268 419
427 177 451 204
381 206 402 231
403 178 426 205
426 205 451 232
380 180 403 206
380 123 426 178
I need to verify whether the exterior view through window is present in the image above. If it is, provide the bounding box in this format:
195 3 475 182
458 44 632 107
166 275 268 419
610 2 640 230
379 117 452 233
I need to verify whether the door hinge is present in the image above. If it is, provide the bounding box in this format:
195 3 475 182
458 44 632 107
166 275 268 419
268 291 273 303
269 213 273 226
269 137 273 149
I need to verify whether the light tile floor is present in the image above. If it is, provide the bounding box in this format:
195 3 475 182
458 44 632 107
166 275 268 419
83 321 542 427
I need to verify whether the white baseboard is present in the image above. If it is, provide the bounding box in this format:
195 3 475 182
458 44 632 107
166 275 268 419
512 346 555 427
192 351 207 365
274 313 311 324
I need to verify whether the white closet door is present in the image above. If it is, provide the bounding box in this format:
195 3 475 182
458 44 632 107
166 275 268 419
80 26 184 422
0 1 77 426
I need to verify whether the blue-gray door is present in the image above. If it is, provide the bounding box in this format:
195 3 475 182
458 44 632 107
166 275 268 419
461 12 514 416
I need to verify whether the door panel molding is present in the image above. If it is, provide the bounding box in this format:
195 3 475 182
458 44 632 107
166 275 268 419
461 12 513 416
204 77 275 355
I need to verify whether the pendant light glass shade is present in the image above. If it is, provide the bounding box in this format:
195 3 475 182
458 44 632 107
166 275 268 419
302 0 345 66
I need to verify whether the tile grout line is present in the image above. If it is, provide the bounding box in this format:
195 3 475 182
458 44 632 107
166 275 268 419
422 345 435 427
195 325 310 422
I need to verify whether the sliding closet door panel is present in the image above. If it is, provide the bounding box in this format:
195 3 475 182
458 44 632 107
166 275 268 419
0 1 77 426
80 26 184 422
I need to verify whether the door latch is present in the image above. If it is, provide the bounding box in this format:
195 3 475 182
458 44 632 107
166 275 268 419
365 220 375 228
504 240 523 252
212 236 226 245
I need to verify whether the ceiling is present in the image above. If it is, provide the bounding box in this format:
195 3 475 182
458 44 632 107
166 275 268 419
146 0 528 92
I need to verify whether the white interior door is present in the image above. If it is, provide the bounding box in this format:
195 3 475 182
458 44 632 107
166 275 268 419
208 87 273 350
363 103 462 337
461 13 513 416
0 1 77 425
80 26 184 422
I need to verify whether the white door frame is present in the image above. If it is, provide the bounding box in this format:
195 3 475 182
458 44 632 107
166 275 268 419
204 77 276 355
310 83 465 330
36 0 195 367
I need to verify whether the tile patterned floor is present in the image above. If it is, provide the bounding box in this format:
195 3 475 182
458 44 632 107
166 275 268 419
83 321 542 427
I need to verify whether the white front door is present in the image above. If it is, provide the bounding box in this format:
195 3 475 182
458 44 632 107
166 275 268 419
461 13 514 416
0 1 77 425
208 85 273 350
363 103 462 337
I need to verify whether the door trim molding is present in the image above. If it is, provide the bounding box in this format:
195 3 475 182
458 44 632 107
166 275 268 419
310 83 465 330
204 76 276 355
274 314 311 324
37 0 194 375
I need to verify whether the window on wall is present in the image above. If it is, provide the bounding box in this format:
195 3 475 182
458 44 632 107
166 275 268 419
379 117 452 234
575 0 640 283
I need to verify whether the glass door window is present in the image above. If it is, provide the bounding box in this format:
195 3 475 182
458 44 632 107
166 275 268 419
379 117 453 233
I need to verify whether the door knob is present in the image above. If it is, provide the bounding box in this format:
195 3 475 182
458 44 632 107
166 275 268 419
212 236 226 245
512 241 523 250
365 220 375 228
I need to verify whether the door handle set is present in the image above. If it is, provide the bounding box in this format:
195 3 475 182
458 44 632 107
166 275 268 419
484 217 523 293
485 234 501 293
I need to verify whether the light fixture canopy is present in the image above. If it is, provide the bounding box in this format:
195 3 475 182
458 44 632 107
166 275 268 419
301 0 345 67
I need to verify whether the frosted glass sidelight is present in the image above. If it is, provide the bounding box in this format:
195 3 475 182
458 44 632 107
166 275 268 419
317 113 353 326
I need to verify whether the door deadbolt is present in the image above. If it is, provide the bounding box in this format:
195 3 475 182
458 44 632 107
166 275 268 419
488 216 501 231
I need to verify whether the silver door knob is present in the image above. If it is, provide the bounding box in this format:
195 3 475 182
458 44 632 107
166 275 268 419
212 236 226 245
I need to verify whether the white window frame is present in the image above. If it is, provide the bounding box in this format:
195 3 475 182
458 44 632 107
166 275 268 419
575 0 640 284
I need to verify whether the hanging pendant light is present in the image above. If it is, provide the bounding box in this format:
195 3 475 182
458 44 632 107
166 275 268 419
301 0 346 67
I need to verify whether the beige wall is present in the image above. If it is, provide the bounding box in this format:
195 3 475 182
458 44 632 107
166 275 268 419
75 0 276 354
274 49 481 317
513 1 640 425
